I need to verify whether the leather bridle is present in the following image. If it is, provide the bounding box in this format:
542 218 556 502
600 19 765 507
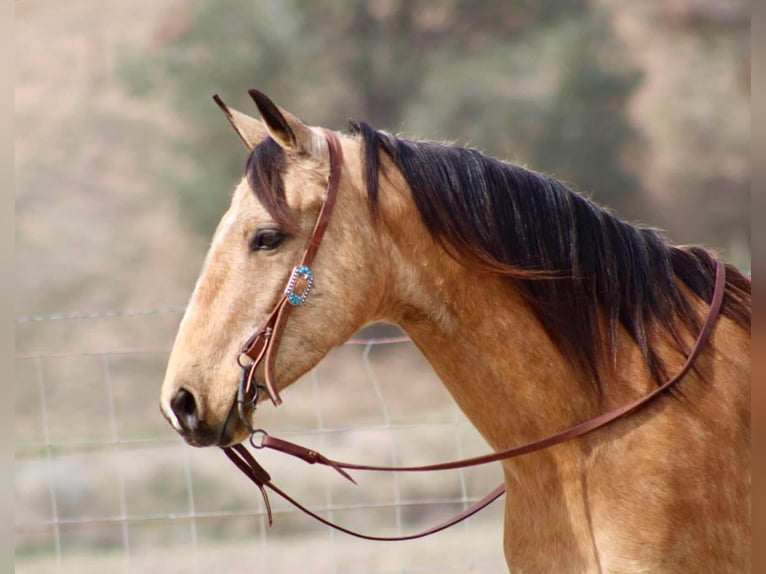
222 130 728 541
234 129 344 415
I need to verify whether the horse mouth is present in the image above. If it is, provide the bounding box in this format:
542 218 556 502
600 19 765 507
173 396 246 448
217 391 251 447
179 425 224 448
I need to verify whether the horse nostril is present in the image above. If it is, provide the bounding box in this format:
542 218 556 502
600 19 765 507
170 388 199 432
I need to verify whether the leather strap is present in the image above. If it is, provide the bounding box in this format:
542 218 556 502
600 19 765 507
224 260 726 541
225 443 505 541
238 130 344 406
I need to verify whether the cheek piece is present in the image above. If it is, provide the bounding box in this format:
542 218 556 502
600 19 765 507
235 129 344 423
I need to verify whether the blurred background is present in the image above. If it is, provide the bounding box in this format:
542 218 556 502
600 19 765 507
15 0 750 572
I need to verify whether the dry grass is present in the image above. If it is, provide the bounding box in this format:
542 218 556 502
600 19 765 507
17 517 506 574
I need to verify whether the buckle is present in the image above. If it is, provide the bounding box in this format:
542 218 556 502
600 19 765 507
285 265 314 306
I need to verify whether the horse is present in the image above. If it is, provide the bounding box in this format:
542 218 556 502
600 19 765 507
159 89 751 573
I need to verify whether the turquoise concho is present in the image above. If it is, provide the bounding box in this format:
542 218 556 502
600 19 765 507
285 265 314 306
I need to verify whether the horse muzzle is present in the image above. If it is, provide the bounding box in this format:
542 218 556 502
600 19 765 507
161 385 242 447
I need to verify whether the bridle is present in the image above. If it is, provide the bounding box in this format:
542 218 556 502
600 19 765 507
234 129 344 414
222 130 728 541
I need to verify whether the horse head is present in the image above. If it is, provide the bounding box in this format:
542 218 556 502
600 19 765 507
160 90 386 447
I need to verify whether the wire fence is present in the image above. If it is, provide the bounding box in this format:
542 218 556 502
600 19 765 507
15 307 506 574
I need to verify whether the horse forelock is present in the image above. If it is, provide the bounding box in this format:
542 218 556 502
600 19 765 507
245 136 296 232
351 121 752 390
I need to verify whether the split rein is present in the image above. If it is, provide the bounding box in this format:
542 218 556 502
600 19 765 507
222 131 728 541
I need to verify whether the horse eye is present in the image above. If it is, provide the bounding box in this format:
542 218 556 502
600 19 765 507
250 229 286 251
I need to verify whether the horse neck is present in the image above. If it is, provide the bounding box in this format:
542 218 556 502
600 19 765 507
372 171 611 451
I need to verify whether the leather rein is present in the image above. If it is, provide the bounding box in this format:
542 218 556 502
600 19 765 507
222 130 728 541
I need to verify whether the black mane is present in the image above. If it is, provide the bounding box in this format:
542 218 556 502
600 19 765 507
244 128 750 387
350 121 751 387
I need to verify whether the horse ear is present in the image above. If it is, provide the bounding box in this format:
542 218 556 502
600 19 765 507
248 89 327 159
212 94 267 150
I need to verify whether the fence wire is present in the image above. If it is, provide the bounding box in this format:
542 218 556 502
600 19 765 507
15 306 188 324
16 308 505 574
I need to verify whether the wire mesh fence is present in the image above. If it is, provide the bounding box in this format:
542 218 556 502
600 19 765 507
15 307 506 573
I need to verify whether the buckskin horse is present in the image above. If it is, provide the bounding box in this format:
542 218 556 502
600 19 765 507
160 90 750 573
